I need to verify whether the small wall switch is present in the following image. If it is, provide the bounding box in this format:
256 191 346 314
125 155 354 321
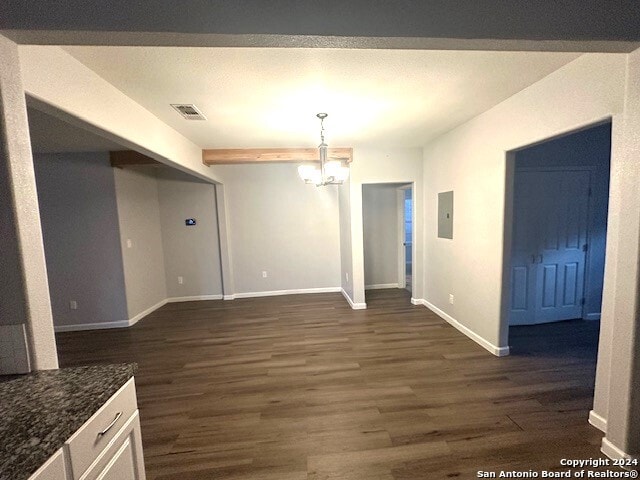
126 239 133 249
262 271 268 278
178 276 184 285
449 294 454 305
70 300 78 310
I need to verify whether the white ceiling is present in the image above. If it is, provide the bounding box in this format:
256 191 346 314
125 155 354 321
28 107 124 153
63 47 581 148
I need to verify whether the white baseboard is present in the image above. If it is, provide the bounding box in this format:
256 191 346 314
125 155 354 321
585 312 601 321
341 288 367 310
233 287 342 299
365 283 399 290
54 298 168 332
410 297 422 305
589 410 607 432
128 298 168 326
54 318 133 333
416 299 510 357
166 295 223 303
601 437 638 461
223 295 235 300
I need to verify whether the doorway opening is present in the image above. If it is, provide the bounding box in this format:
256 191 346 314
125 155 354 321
362 182 413 303
505 121 611 353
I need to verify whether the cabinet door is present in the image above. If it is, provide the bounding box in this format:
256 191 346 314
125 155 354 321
94 436 137 480
80 411 146 480
29 448 69 480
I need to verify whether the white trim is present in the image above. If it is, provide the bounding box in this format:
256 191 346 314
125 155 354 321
223 294 236 300
54 319 132 332
410 297 422 305
417 299 510 357
365 283 399 290
166 295 223 303
585 312 601 321
128 298 168 326
601 437 638 461
54 298 168 332
233 287 341 299
341 288 367 310
589 410 607 432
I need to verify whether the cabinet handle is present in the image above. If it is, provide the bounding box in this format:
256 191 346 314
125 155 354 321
530 255 536 264
537 254 543 264
97 412 122 437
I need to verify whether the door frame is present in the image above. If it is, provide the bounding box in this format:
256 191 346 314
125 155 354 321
396 184 413 290
505 164 596 326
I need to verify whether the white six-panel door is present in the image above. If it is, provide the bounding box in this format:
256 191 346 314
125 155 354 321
510 169 590 325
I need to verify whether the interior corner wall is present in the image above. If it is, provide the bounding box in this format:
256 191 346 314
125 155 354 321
156 168 223 299
362 184 400 287
339 177 354 301
34 152 129 328
422 53 626 353
212 163 341 295
113 167 167 319
597 46 640 456
350 147 424 305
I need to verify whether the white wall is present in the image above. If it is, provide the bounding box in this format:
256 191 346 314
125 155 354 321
213 163 341 295
113 167 167 319
338 178 354 301
18 45 218 183
362 184 401 288
421 53 626 353
34 152 128 328
0 35 57 370
350 147 424 305
596 47 640 457
157 168 223 299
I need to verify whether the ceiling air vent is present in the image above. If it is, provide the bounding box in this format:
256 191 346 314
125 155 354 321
170 104 207 120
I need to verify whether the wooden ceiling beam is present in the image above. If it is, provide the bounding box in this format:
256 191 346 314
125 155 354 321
110 150 161 168
202 147 353 166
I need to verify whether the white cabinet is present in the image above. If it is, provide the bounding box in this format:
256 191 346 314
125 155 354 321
78 411 145 480
29 449 69 480
28 378 145 480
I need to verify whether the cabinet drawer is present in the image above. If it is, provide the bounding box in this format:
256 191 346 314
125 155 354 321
65 378 137 479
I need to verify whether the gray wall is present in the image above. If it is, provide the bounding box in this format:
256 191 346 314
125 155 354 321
34 152 128 327
362 184 400 287
515 122 611 318
214 163 341 294
113 167 167 318
157 168 223 298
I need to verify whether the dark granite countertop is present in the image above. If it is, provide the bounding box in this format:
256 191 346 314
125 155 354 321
0 363 136 480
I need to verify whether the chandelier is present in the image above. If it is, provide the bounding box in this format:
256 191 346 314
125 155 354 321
298 113 350 186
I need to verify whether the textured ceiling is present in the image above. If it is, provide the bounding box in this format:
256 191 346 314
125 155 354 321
63 47 581 149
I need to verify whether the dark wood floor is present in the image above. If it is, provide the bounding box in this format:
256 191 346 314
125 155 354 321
56 289 606 480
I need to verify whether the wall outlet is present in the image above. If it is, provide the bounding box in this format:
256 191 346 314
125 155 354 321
69 300 78 310
178 276 184 285
449 294 454 305
126 239 133 248
262 271 268 278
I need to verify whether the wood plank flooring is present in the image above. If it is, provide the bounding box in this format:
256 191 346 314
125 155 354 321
55 289 607 480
